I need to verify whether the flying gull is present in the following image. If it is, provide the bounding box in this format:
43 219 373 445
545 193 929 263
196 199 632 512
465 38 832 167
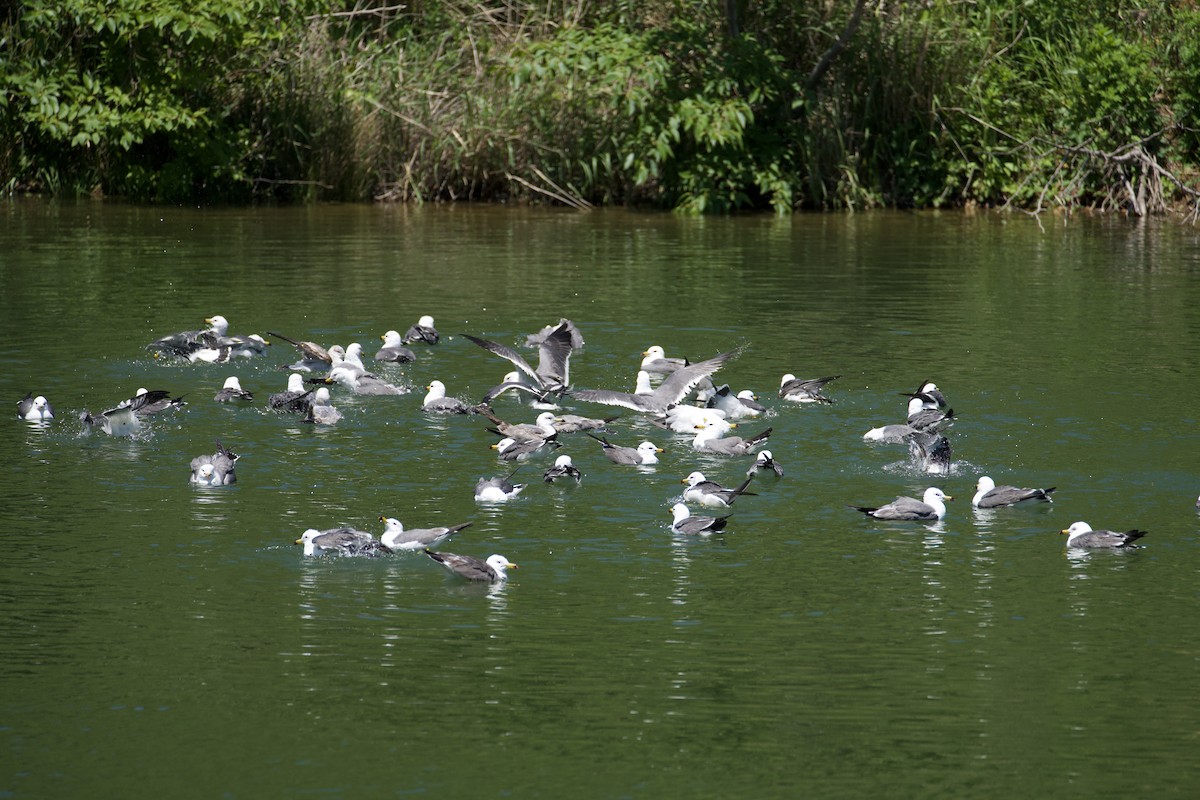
379 516 471 551
682 471 756 508
852 487 952 521
571 347 744 414
526 318 584 349
425 549 517 582
972 476 1056 508
17 393 54 421
669 503 730 535
1060 521 1146 549
189 440 238 486
465 321 575 399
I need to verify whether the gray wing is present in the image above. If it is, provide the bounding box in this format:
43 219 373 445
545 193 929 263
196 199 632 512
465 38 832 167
267 332 332 364
642 357 687 376
404 324 439 345
573 347 744 413
375 346 416 363
463 334 542 385
424 397 472 414
779 375 839 398
533 323 575 388
1073 529 1147 548
568 387 657 412
315 528 378 553
675 514 729 534
354 376 408 395
393 522 471 548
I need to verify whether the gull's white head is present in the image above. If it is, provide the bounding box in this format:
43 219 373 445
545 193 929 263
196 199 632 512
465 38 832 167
737 390 757 401
194 463 217 484
643 345 666 359
295 529 322 556
313 387 332 406
906 396 926 416
684 471 707 487
381 517 403 534
636 441 663 464
486 554 517 580
328 345 346 365
286 373 305 393
222 376 243 391
136 388 149 397
780 373 796 387
535 412 558 432
757 450 773 462
425 380 447 401
670 503 691 523
23 395 53 420
1060 521 1093 543
344 343 364 363
381 330 403 346
417 315 435 328
922 487 952 514
492 437 516 453
205 315 230 335
553 455 574 468
975 476 995 493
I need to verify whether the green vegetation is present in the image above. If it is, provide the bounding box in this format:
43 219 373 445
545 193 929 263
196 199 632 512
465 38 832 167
3 0 1199 215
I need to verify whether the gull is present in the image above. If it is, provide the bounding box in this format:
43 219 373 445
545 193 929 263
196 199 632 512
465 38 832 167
475 471 526 502
852 487 952 521
708 386 765 419
326 362 408 396
79 389 179 436
571 347 744 414
747 449 784 477
403 315 440 345
267 330 334 372
465 322 575 398
17 393 54 421
147 315 225 357
1060 521 1147 549
586 433 662 465
682 471 756 508
379 516 471 552
669 503 730 535
268 373 312 412
972 476 1056 508
910 379 949 409
189 440 238 486
654 404 728 434
903 395 955 432
422 381 476 414
425 550 517 582
863 422 917 443
640 345 688 377
778 373 839 404
526 318 584 349
543 455 583 483
551 412 617 434
303 387 342 425
692 423 772 457
479 408 558 441
909 430 952 474
295 527 381 557
492 435 559 462
480 371 560 408
214 376 253 404
375 330 417 363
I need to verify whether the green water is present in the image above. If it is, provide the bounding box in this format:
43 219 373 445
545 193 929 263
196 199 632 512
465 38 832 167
2 202 1198 798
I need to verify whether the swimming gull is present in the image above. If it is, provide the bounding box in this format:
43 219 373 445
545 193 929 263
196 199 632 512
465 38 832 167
146 315 225 357
747 449 784 477
269 373 313 412
326 363 408 395
189 440 238 486
551 412 618 434
972 476 1055 508
480 371 560 408
376 330 417 363
479 409 559 441
491 435 560 462
267 330 334 372
1060 521 1147 549
543 455 583 483
79 389 180 436
403 315 440 345
669 503 730 535
640 345 688 377
379 516 471 551
778 373 839 404
908 430 952 474
475 471 527 502
422 381 476 414
303 387 342 425
464 322 575 397
425 549 517 582
852 487 952 521
910 379 949 410
570 347 744 414
708 386 765 419
691 423 772 456
17 393 54 421
586 433 663 465
654 404 728 434
214 376 253 404
682 471 756 508
295 527 381 557
526 318 584 349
